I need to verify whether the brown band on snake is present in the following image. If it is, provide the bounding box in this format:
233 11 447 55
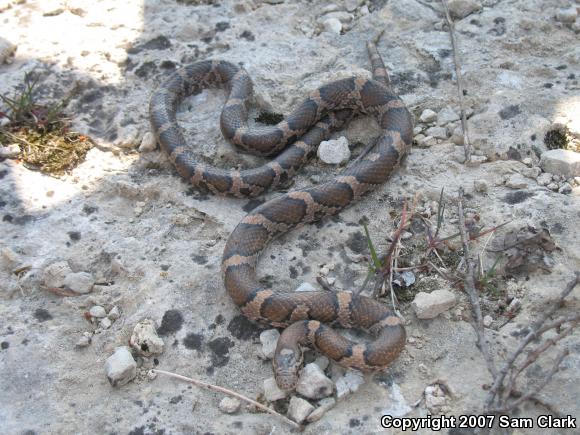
150 40 413 390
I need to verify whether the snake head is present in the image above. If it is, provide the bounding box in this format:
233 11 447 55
273 347 303 391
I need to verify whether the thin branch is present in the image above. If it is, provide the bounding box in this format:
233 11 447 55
485 272 579 409
441 0 472 162
152 369 302 430
458 187 497 378
488 349 569 414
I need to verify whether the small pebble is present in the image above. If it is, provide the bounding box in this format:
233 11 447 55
483 315 493 327
321 18 342 35
318 137 350 164
259 329 280 360
505 174 529 189
425 126 447 139
537 172 553 186
43 261 73 288
287 396 315 424
522 157 533 167
105 346 137 387
295 363 334 399
63 271 94 294
419 109 437 123
447 0 482 19
474 179 488 193
89 305 107 318
0 144 20 158
218 397 241 414
295 282 316 292
138 132 157 152
307 397 336 423
540 149 580 178
100 317 112 329
108 306 121 320
335 370 364 399
437 106 460 125
556 7 578 24
412 290 457 319
129 319 164 356
558 182 572 194
75 335 92 348
547 182 559 191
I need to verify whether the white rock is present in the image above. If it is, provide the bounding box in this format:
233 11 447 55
75 335 92 348
0 144 20 158
295 282 316 292
108 306 121 321
425 384 447 410
295 363 334 399
259 329 280 360
537 172 553 186
327 11 354 23
100 317 112 329
522 157 533 167
1 247 20 271
540 149 580 178
412 290 457 319
0 36 17 64
63 271 94 294
89 305 107 318
437 107 460 125
321 18 342 35
318 136 350 164
547 182 559 191
42 261 73 288
483 315 493 327
556 7 578 24
321 3 341 14
425 126 447 139
453 146 467 163
451 126 464 145
505 174 529 189
335 370 364 399
474 180 488 193
129 319 164 356
287 396 315 424
218 397 241 414
418 135 437 147
447 0 482 19
521 167 541 180
419 109 437 123
306 397 336 422
344 0 362 12
263 377 288 402
138 132 157 152
558 182 572 194
105 346 137 387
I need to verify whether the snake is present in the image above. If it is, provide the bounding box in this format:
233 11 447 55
149 40 413 390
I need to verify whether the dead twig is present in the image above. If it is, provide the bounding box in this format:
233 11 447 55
152 369 302 430
440 0 472 162
457 187 498 378
484 272 579 411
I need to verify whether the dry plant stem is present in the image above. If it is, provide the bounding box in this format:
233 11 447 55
485 272 579 410
457 187 498 378
505 319 579 396
152 369 302 430
440 0 472 162
489 349 569 414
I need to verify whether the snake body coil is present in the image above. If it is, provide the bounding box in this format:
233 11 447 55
150 41 413 389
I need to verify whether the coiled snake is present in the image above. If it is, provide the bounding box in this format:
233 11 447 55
150 40 413 389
